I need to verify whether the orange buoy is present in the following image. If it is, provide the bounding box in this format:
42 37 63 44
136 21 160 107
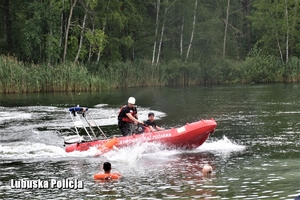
95 137 119 156
94 172 121 180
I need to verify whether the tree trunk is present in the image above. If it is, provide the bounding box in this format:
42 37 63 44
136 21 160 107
96 49 101 64
245 0 251 52
269 9 284 63
48 1 53 66
223 0 230 58
185 0 197 62
132 40 135 61
292 0 298 59
96 25 105 64
88 23 95 62
151 0 160 66
74 2 88 62
59 0 64 47
4 0 12 52
63 0 77 62
284 0 289 63
276 33 284 63
96 0 110 64
156 6 168 66
273 22 284 63
180 16 184 61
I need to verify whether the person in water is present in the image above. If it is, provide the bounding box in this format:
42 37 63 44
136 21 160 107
202 164 213 178
118 97 144 136
103 162 121 176
144 112 164 131
94 162 121 180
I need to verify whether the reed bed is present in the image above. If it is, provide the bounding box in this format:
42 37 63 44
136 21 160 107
0 55 299 93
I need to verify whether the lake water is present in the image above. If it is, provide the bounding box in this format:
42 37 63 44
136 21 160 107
0 84 299 199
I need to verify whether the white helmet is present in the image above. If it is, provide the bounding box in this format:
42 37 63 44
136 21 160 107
128 97 136 104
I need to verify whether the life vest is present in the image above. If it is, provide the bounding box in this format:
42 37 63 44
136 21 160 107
118 105 136 123
94 172 121 180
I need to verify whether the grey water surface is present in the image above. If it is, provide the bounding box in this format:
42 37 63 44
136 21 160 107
0 84 299 199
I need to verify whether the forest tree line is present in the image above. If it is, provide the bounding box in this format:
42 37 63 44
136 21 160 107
0 0 300 93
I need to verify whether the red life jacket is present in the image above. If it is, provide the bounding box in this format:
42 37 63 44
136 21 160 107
118 105 136 123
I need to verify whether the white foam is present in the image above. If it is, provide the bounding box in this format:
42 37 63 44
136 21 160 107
0 105 169 162
0 140 168 161
0 135 244 162
198 135 246 154
0 142 104 159
276 111 300 114
0 111 31 123
0 105 167 130
105 145 143 166
0 142 66 159
94 104 109 107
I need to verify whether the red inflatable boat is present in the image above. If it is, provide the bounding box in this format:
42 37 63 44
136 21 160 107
64 107 217 153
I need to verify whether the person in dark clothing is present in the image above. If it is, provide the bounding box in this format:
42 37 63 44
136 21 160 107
118 97 144 136
144 112 164 131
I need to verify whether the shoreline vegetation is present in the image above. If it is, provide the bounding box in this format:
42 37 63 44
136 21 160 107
1 51 299 94
2 1 300 93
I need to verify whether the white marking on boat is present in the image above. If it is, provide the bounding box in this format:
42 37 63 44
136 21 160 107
177 127 186 133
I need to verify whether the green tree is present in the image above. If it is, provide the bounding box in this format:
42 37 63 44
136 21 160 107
250 0 300 62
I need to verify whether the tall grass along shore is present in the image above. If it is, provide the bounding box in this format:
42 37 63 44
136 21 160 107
0 55 299 93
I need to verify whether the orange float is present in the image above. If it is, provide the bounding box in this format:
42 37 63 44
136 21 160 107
94 172 121 180
95 137 119 156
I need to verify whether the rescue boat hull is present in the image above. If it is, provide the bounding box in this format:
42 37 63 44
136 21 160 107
65 119 217 153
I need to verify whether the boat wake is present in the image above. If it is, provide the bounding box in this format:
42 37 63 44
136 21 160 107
0 135 246 162
0 105 166 161
0 142 66 160
198 135 246 156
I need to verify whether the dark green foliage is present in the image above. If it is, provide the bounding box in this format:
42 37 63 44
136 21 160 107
1 54 300 93
243 46 300 83
0 0 300 93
